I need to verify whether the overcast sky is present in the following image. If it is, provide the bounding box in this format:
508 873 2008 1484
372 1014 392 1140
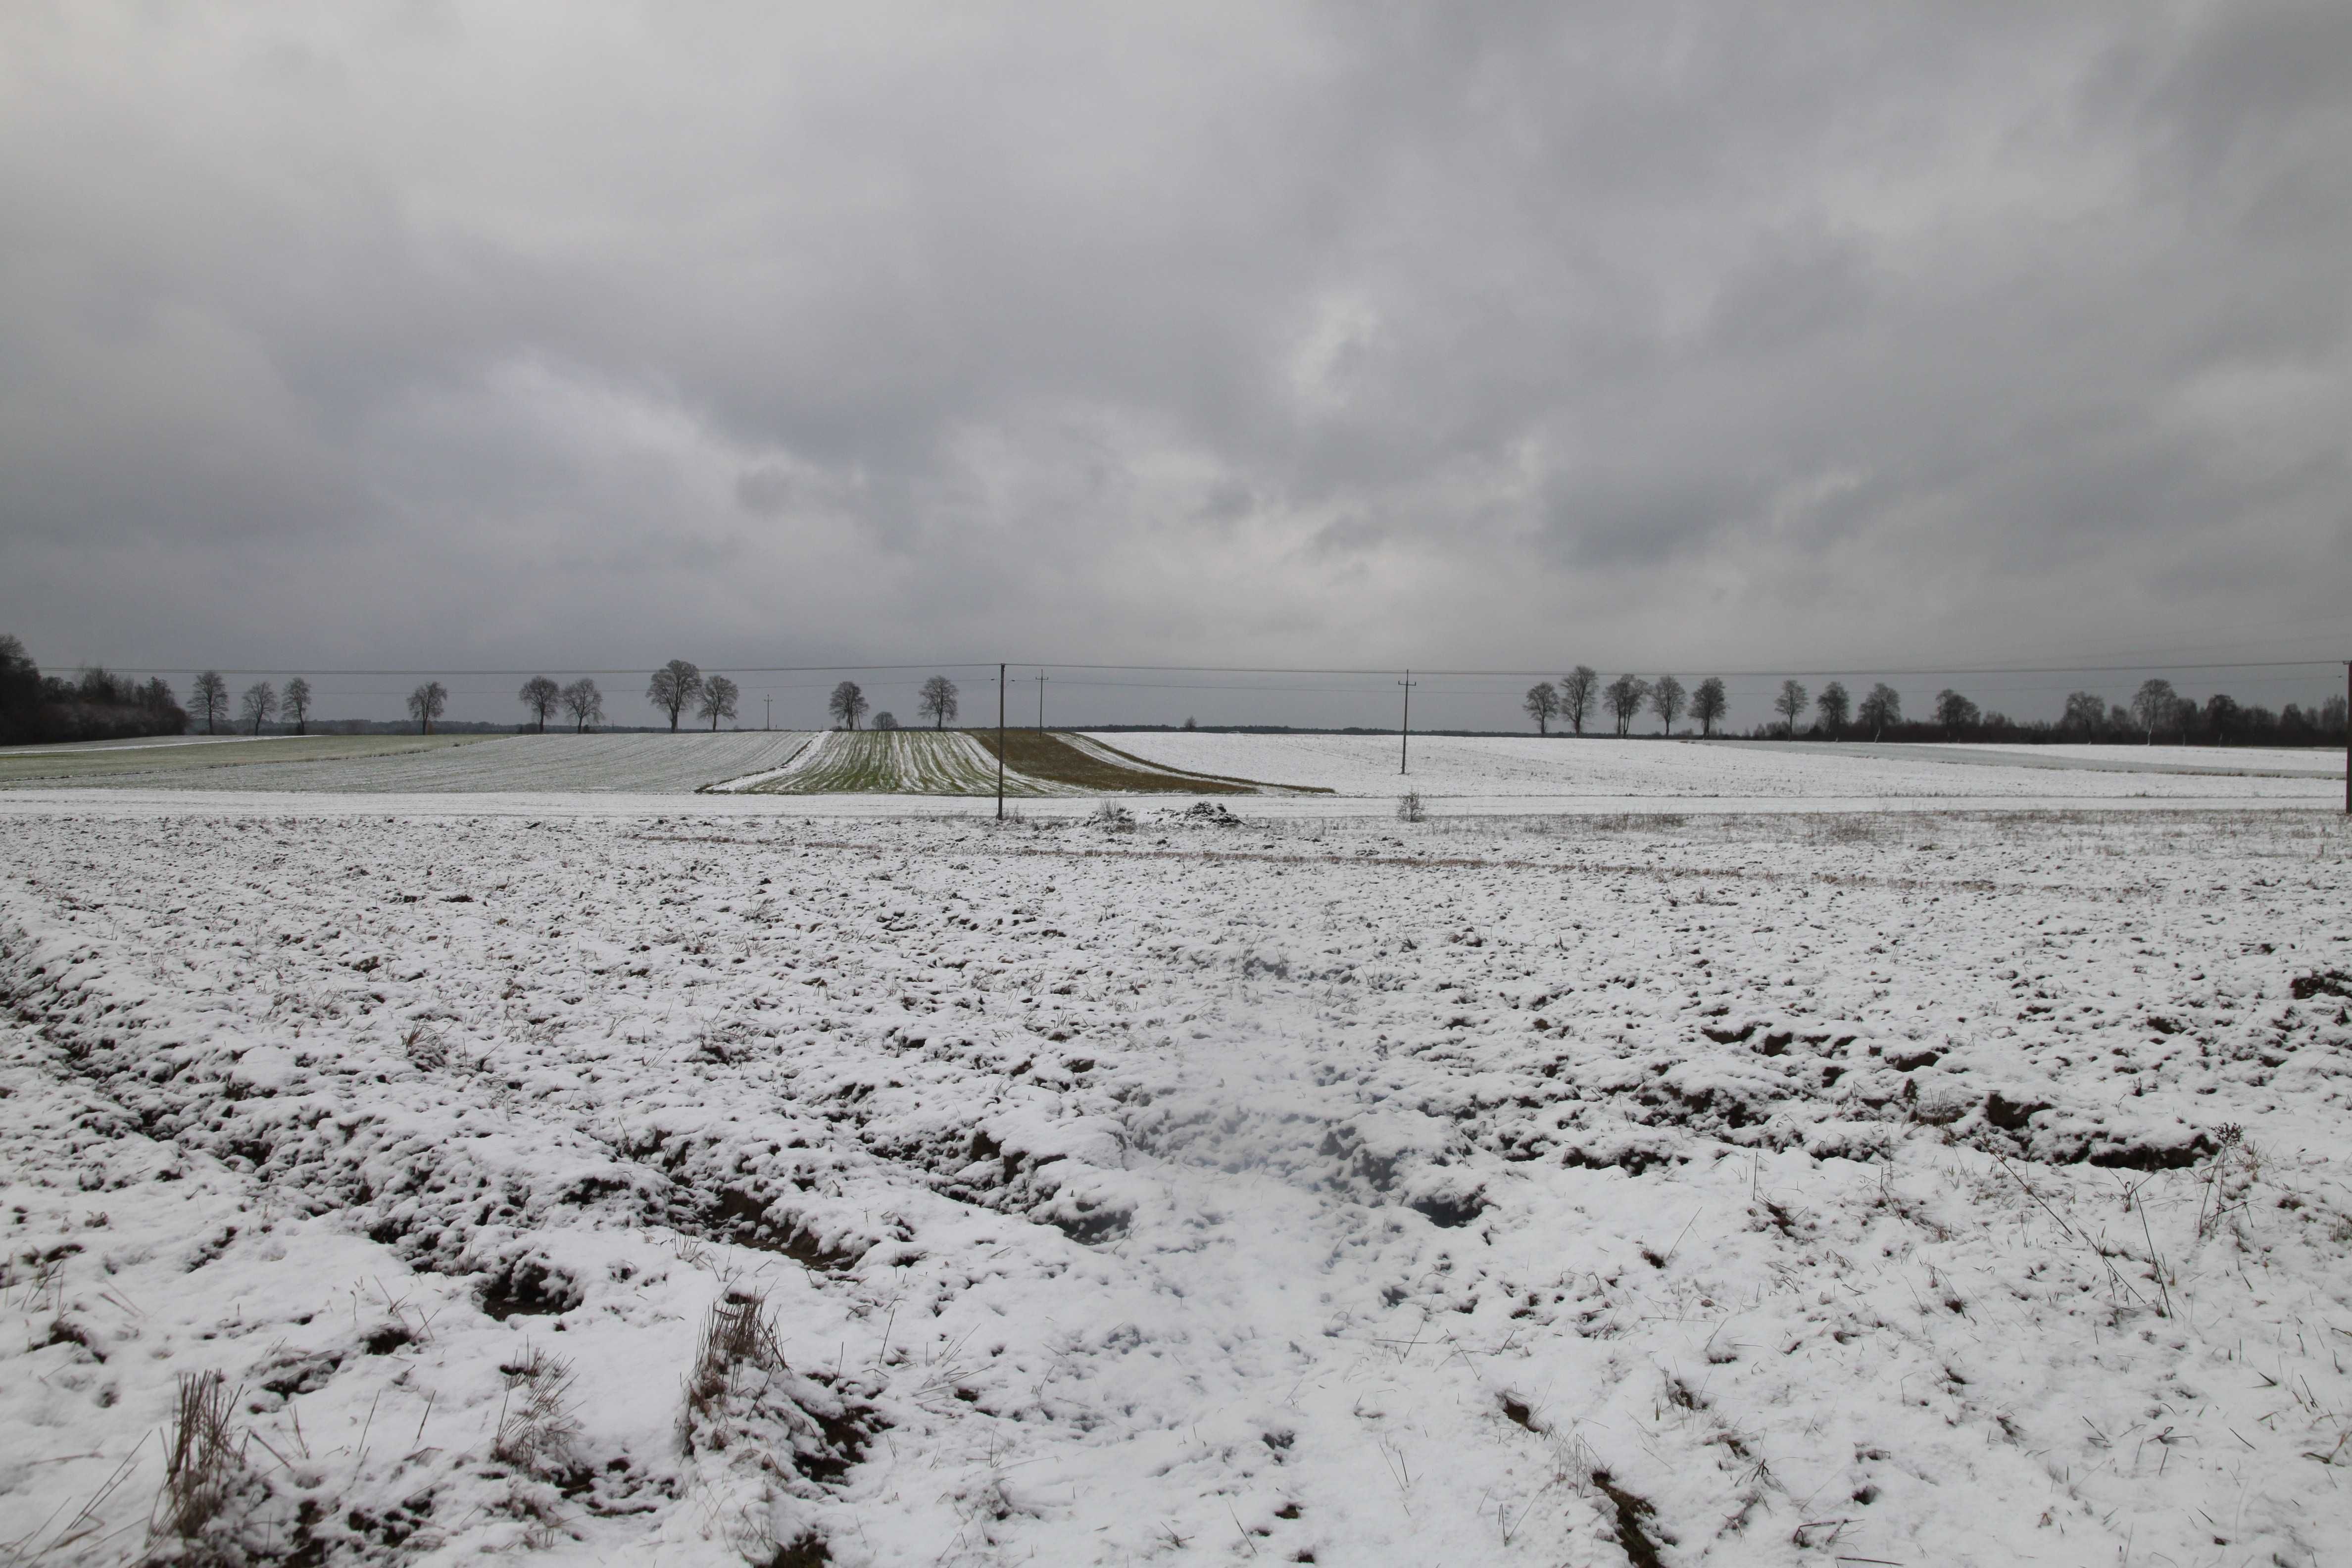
3 2 2347 728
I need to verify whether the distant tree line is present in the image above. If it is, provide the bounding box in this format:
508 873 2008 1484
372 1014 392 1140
14 637 2341 749
1519 663 2348 746
1752 675 2347 746
1523 667 1733 737
0 636 188 745
484 663 736 733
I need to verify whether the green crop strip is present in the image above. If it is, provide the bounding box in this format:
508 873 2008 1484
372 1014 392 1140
966 729 1297 793
749 731 1060 795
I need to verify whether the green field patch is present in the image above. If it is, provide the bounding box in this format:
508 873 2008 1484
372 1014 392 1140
0 734 493 786
968 730 1319 794
749 731 1061 795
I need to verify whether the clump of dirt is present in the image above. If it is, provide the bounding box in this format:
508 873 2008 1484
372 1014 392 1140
1588 1470 1672 1568
476 1255 583 1321
2290 970 2352 1001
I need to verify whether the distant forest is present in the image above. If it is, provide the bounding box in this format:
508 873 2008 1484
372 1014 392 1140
1517 667 2347 747
0 637 186 746
1737 677 2349 748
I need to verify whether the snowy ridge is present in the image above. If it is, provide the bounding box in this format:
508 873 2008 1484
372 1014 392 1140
699 734 820 793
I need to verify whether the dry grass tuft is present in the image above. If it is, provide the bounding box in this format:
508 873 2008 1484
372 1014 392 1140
492 1345 582 1473
685 1292 781 1433
152 1371 247 1545
399 1022 448 1071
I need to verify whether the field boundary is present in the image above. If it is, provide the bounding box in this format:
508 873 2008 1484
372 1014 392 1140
1068 732 1331 793
969 729 1314 794
699 734 818 792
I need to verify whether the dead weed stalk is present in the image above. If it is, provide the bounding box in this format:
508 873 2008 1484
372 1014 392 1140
150 1371 247 1546
492 1345 582 1474
684 1292 781 1435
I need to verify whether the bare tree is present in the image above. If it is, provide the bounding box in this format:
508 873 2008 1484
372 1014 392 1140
1773 679 1809 737
2203 691 2240 744
2062 690 2107 739
407 680 448 735
1690 676 1728 736
1649 675 1686 735
1559 666 1599 735
192 671 229 735
1856 682 1901 740
1605 674 1649 736
239 680 277 735
2168 693 2199 740
2130 678 2178 744
698 674 740 730
561 678 604 733
917 674 960 729
518 676 562 733
828 680 869 730
874 711 899 731
1522 682 1559 735
1815 681 1851 739
647 660 703 731
1934 688 1980 736
281 677 312 735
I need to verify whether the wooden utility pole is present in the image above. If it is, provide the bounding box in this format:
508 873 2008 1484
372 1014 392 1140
1036 669 1049 729
996 662 1006 820
1398 669 1416 774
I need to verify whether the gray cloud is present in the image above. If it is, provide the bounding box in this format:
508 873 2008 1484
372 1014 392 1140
0 0 2346 727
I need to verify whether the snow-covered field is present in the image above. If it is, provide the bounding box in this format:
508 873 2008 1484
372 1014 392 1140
10 732 2340 806
20 733 821 794
4 797 2350 1566
1097 732 2343 802
1939 743 2347 776
0 735 304 756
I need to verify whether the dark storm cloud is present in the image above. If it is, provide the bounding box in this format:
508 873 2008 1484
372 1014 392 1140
0 0 2346 725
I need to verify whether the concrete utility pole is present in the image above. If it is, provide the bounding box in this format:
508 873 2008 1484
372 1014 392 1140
1036 669 1049 730
2344 660 2349 816
996 662 1006 821
1398 669 1416 774
763 694 772 732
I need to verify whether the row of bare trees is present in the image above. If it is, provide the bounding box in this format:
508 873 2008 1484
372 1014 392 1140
640 661 738 730
1762 679 1904 739
1516 671 1987 741
502 664 728 733
184 672 316 736
823 674 962 731
1518 670 2263 744
1746 676 2346 744
2055 680 2343 746
1522 668 1733 737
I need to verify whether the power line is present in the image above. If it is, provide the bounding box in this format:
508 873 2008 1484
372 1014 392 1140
38 662 1001 678
46 655 2343 681
1019 658 2343 678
